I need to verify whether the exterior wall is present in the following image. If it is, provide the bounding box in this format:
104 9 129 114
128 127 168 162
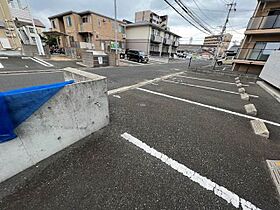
0 0 21 50
233 0 280 74
0 68 109 183
49 11 126 52
126 26 150 53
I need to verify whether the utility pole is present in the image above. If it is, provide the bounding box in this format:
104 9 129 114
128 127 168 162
213 1 236 70
114 0 118 66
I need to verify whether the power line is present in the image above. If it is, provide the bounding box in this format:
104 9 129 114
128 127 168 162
174 0 213 34
163 0 211 34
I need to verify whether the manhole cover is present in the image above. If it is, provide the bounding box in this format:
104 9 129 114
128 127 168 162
267 160 280 196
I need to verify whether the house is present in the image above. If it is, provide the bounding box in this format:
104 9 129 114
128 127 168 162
47 10 126 53
126 11 181 57
233 0 280 74
203 33 233 57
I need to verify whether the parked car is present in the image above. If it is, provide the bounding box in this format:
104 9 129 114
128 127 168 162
217 56 235 66
127 50 149 63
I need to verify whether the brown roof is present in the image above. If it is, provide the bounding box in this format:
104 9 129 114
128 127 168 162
48 10 125 24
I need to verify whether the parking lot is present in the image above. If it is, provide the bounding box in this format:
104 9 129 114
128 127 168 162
0 64 280 209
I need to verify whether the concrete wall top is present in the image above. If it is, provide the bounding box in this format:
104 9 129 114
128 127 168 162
63 67 106 83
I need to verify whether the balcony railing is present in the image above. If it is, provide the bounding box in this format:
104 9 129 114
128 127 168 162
151 34 163 43
237 48 279 62
173 41 179 47
247 15 280 30
163 38 172 45
9 7 32 23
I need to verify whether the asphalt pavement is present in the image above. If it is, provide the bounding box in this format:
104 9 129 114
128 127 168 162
0 60 280 209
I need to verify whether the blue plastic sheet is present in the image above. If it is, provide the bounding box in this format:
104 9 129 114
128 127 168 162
0 80 74 143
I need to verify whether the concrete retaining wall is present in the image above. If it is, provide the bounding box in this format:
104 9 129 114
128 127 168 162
0 68 109 183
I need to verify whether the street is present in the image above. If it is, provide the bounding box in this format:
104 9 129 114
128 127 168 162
0 60 280 209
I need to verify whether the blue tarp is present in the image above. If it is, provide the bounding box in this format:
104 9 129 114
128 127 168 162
0 80 74 143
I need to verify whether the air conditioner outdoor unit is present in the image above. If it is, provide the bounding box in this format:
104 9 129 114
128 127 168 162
122 34 126 39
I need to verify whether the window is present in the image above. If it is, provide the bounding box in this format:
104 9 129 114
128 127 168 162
82 16 89 23
29 27 35 33
51 20 56 29
118 25 125 33
66 16 72 27
248 42 280 61
98 20 101 27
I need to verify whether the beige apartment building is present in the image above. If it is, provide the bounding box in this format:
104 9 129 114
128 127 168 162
233 0 280 74
0 0 21 50
135 10 168 30
126 11 180 57
0 0 46 54
203 33 233 57
48 11 126 52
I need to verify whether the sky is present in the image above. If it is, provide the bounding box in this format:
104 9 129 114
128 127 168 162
28 0 257 45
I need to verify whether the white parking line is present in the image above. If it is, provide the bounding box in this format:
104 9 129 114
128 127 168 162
137 88 280 127
177 75 249 87
108 71 185 95
34 57 54 67
0 62 3 69
163 80 259 98
29 57 53 67
121 132 261 210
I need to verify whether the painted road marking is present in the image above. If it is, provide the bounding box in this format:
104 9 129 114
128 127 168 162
0 62 3 69
29 57 53 67
163 80 259 98
34 57 54 67
121 132 261 210
108 71 185 95
0 57 8 59
177 75 249 87
137 88 280 127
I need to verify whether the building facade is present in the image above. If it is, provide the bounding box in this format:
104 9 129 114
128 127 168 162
126 11 180 57
135 10 168 30
0 0 45 52
0 0 21 50
203 33 232 57
233 0 280 74
48 11 126 52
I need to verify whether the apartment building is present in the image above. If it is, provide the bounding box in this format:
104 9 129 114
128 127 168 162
0 0 45 53
0 0 21 50
126 11 180 57
48 11 126 52
135 10 168 30
233 0 280 74
203 33 233 57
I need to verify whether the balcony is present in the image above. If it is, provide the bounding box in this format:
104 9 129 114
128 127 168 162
9 7 32 24
151 34 163 43
163 38 172 45
173 41 179 47
246 15 280 34
78 23 93 33
234 48 278 65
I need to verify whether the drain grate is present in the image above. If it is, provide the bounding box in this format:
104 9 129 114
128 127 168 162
267 160 280 196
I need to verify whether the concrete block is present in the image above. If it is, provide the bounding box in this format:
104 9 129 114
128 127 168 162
0 68 109 183
250 120 269 139
241 93 250 101
237 83 243 88
238 88 246 93
244 104 257 116
235 80 241 84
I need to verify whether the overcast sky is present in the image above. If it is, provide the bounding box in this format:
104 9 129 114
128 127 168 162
28 0 257 45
